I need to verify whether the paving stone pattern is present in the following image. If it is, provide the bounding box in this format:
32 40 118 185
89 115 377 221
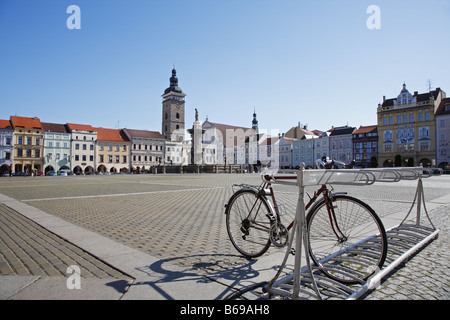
0 173 448 299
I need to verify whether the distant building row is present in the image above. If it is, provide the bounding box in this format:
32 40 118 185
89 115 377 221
1 69 449 175
0 117 166 175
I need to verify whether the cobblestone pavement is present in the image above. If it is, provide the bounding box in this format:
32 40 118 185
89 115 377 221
0 173 448 299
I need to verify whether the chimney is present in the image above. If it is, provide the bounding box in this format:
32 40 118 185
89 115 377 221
383 96 386 102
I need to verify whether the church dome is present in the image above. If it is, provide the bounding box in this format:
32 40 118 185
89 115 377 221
164 68 184 94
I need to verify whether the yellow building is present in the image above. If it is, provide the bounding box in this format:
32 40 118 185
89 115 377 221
377 84 446 167
10 116 44 175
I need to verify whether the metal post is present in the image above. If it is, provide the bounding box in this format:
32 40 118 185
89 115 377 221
292 169 305 297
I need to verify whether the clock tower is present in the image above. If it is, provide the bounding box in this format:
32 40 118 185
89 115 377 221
162 68 186 142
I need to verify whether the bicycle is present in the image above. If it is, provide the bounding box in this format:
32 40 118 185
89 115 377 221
225 160 387 284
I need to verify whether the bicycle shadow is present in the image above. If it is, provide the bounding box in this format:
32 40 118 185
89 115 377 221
132 253 282 300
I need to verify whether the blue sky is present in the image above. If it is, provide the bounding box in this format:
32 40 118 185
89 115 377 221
1 0 449 136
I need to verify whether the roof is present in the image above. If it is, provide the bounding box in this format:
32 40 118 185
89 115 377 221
353 125 377 135
123 128 164 140
66 123 96 132
41 122 69 133
329 126 356 136
382 87 443 107
96 127 130 142
10 116 42 129
436 97 450 116
284 126 316 139
0 119 12 129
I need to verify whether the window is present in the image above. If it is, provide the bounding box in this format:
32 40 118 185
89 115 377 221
115 155 119 163
48 153 53 160
90 145 94 151
75 143 80 150
18 149 23 157
418 113 423 122
409 114 414 122
26 149 32 157
49 141 53 147
75 155 79 161
36 138 40 145
55 153 60 160
109 155 113 163
122 156 127 163
109 144 113 151
82 144 87 150
5 152 10 160
82 155 86 161
115 144 119 151
90 155 94 161
100 144 104 151
425 112 430 121
27 137 32 145
100 155 104 162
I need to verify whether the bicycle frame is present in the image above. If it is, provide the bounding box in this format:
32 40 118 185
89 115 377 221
256 175 347 243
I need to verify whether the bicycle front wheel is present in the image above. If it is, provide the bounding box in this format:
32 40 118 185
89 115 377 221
225 188 273 258
306 195 387 284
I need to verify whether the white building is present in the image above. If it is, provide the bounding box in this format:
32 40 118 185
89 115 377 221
0 119 14 175
123 128 165 172
66 123 97 174
41 122 71 174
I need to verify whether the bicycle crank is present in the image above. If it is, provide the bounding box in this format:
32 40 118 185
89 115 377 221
270 223 289 247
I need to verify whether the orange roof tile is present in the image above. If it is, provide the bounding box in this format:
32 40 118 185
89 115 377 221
353 125 377 134
0 119 12 129
10 116 42 129
95 127 129 142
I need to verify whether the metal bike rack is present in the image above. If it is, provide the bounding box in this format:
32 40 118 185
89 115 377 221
259 165 441 300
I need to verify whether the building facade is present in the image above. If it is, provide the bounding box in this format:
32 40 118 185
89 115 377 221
0 119 14 175
436 97 450 172
352 125 378 168
66 123 97 174
96 128 130 173
123 128 165 172
41 122 71 174
10 116 44 175
377 84 446 167
329 125 356 165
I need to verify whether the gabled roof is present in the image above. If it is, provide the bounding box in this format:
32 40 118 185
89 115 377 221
66 123 96 132
353 125 377 135
123 128 164 140
436 97 450 116
0 119 12 129
10 116 42 129
329 126 356 136
284 126 316 139
96 127 130 142
42 122 69 133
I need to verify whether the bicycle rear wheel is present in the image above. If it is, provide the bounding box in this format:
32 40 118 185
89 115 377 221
225 188 273 258
306 195 387 284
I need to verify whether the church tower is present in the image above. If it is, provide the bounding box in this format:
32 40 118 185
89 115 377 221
252 108 259 133
162 68 186 142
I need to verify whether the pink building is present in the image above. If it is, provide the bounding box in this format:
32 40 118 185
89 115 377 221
436 98 450 172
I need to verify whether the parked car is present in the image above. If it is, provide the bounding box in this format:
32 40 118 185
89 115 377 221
47 171 57 176
37 171 44 176
58 170 72 176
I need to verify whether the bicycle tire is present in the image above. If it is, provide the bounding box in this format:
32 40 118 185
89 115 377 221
225 188 273 258
306 194 387 284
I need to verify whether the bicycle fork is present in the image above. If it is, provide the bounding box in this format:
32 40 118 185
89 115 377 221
323 191 348 243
